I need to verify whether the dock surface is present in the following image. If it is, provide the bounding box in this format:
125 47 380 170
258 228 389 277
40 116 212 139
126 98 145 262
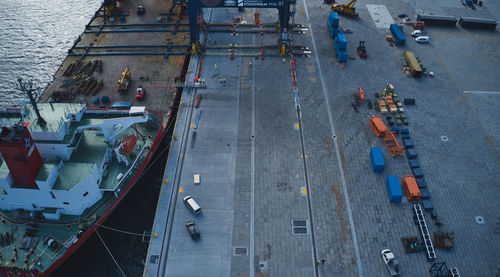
145 0 500 276
40 0 189 113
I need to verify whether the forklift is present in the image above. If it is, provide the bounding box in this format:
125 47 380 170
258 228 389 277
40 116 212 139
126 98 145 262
357 41 367 58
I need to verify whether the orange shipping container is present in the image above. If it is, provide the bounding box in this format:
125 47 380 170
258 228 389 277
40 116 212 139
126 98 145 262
401 175 421 201
369 116 388 137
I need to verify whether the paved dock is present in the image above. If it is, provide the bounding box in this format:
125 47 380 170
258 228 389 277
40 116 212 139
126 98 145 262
40 0 189 113
145 0 500 276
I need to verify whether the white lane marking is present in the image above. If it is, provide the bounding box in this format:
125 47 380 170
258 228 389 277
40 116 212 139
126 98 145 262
462 90 500 95
366 4 395 28
302 0 364 276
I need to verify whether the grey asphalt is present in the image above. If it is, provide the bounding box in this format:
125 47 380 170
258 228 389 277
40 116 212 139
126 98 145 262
145 0 500 276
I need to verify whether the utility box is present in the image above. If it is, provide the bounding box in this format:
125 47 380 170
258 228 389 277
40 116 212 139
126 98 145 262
386 175 403 203
402 175 421 201
370 147 385 172
193 174 200 184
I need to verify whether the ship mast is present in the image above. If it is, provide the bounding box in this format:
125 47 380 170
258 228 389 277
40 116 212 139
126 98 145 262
17 78 47 127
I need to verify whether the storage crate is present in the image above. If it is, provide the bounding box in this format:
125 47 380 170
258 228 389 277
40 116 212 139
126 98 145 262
406 148 418 159
417 177 427 188
408 159 420 168
420 188 431 199
403 139 414 149
422 199 434 210
412 167 424 178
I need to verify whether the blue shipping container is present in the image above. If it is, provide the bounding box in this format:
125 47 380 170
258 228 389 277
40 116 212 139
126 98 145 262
386 175 403 203
370 147 385 172
330 26 339 37
329 24 339 37
390 24 406 45
336 48 348 63
110 102 132 109
328 11 339 27
335 33 348 49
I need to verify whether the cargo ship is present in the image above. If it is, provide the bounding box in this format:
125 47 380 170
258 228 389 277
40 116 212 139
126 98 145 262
0 81 167 276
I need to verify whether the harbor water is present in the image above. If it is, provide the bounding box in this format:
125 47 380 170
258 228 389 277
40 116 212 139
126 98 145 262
0 1 166 276
0 0 101 108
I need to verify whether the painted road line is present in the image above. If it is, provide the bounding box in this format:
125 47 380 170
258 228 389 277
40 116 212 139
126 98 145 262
366 5 395 29
462 90 500 95
303 0 364 275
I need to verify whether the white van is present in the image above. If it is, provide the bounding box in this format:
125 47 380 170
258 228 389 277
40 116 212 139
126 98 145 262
415 36 430 43
183 196 201 216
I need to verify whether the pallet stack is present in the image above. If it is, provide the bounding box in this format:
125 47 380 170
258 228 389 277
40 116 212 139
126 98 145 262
327 11 348 63
327 11 340 37
334 33 348 63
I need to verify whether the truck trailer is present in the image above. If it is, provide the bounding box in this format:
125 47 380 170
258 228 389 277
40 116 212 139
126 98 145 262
390 24 406 45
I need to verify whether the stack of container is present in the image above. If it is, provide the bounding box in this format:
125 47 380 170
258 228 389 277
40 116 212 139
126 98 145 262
334 33 348 63
327 11 340 37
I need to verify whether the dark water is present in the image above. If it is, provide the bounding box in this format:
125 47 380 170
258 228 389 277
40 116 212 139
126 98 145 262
0 1 167 276
0 0 101 108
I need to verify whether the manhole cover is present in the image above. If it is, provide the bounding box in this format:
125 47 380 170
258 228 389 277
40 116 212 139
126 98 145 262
291 219 309 235
475 216 485 224
440 135 448 142
293 220 307 227
293 227 308 234
234 247 248 256
258 260 268 271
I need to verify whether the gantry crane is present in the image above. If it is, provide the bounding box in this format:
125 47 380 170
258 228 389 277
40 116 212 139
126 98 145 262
331 0 359 18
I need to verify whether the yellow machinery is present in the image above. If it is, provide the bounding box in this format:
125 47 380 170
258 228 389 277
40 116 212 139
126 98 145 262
331 0 359 17
117 66 131 93
103 0 117 20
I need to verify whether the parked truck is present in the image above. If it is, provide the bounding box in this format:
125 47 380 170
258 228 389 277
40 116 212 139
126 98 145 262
389 24 406 45
403 51 423 78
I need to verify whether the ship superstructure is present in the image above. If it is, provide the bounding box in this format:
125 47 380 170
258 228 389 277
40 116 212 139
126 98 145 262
0 102 163 275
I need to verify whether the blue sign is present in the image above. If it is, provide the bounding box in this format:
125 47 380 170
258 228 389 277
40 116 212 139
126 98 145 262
24 137 32 149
